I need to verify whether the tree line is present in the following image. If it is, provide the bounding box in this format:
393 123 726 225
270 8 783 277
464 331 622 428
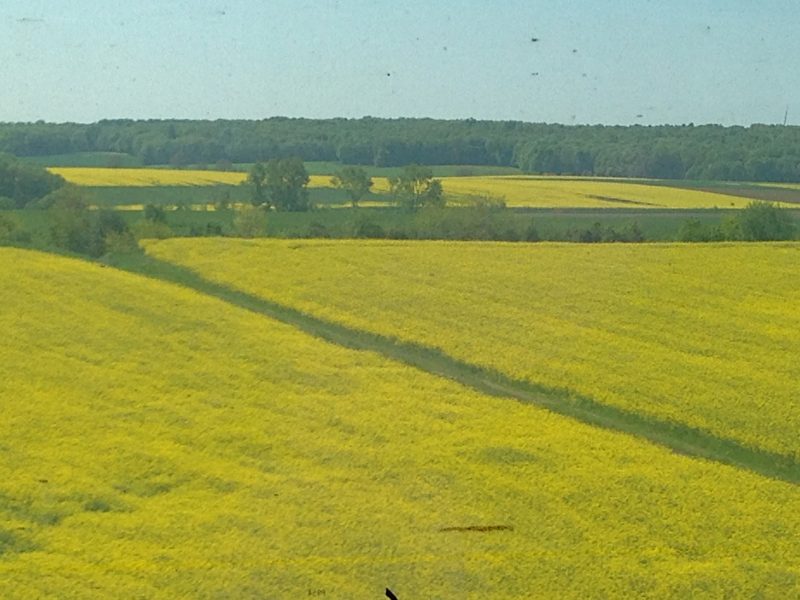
2 119 800 181
0 153 64 208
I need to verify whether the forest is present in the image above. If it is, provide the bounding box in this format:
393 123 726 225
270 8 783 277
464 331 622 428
2 118 800 181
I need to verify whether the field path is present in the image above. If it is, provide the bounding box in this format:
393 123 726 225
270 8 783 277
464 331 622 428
108 252 800 486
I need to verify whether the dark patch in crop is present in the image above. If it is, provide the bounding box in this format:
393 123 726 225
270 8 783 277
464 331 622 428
439 525 514 533
586 195 663 207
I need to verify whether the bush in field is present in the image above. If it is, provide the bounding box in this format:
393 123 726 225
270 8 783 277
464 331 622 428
736 201 795 241
678 203 795 242
0 214 17 243
104 230 140 254
233 206 269 238
49 190 129 257
567 221 646 243
144 204 168 224
306 222 331 238
0 212 30 246
248 158 310 211
0 153 64 208
389 165 444 211
523 221 540 242
131 219 174 240
678 219 712 242
353 219 385 239
331 166 373 207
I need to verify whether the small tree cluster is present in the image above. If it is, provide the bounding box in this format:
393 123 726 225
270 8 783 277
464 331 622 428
48 188 132 257
0 153 65 208
389 165 444 211
330 166 373 207
0 214 30 245
565 221 645 243
247 158 310 211
678 202 796 242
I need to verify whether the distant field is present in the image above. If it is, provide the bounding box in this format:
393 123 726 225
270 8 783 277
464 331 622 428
756 182 800 193
434 176 770 209
231 162 523 178
23 153 521 177
147 239 800 459
49 167 248 187
49 167 364 194
654 180 800 205
47 166 800 213
4 247 800 597
80 184 250 208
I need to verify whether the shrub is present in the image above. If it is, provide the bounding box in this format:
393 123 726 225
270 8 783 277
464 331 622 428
736 201 795 241
0 215 17 243
104 230 140 254
677 219 710 242
143 204 167 224
523 221 540 242
49 192 131 257
131 220 174 240
232 206 268 238
353 219 385 239
306 222 331 238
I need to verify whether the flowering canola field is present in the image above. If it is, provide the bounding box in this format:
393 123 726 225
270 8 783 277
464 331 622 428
436 176 759 208
49 167 343 190
4 247 800 597
146 239 800 460
50 167 767 209
48 167 248 187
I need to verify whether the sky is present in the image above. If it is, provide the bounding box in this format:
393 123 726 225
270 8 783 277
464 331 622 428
1 0 799 125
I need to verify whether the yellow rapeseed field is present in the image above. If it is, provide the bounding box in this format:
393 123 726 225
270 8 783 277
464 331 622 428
49 167 336 189
436 176 758 208
50 167 767 210
4 247 800 597
146 239 800 459
48 167 248 187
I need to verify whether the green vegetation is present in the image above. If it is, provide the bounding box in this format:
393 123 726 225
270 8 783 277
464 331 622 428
247 158 310 211
330 166 373 207
22 151 143 168
4 118 800 181
678 202 796 241
3 202 799 258
389 165 444 210
48 188 131 257
2 144 798 254
5 119 800 598
0 153 64 208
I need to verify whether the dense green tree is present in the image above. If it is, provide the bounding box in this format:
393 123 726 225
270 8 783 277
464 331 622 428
143 204 167 224
0 153 64 208
736 201 796 241
2 119 800 182
233 206 269 237
49 188 128 256
330 166 373 207
247 162 268 207
389 165 444 210
0 214 17 243
262 157 311 211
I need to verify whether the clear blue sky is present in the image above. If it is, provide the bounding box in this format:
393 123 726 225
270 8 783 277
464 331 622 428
1 0 798 125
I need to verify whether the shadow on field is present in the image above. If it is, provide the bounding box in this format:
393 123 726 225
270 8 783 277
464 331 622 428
105 250 800 487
